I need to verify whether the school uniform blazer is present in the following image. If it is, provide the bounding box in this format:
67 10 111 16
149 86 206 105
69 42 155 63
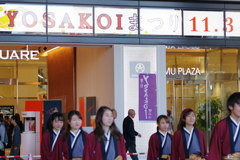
171 128 207 160
123 116 138 147
207 117 235 160
147 132 172 160
41 130 68 160
82 132 126 160
67 130 88 159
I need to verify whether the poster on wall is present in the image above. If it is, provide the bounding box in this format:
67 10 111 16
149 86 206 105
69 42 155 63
43 100 62 133
139 74 157 121
86 97 96 128
0 105 14 117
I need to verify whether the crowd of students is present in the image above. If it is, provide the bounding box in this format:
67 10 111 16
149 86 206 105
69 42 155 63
40 92 240 160
1 92 239 160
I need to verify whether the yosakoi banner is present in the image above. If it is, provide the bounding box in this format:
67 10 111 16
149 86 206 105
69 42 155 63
140 9 182 35
0 4 46 33
139 73 157 121
3 4 240 36
95 7 138 34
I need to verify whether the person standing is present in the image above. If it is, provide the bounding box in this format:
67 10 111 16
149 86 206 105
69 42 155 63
41 112 68 160
83 106 126 160
9 115 23 160
147 115 172 160
112 109 117 119
123 109 141 160
63 110 88 160
0 114 8 160
208 92 240 160
171 108 207 160
3 116 11 148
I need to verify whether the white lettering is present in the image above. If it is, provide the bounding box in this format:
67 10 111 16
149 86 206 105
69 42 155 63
186 68 191 75
166 67 201 75
196 68 201 75
178 68 183 74
30 51 39 60
0 50 9 59
166 68 171 75
0 50 39 60
143 75 149 85
9 50 19 59
20 50 30 60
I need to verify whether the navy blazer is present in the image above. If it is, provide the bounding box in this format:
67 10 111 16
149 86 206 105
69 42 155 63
122 116 138 147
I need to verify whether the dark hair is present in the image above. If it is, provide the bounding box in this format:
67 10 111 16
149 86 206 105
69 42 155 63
177 108 196 130
156 115 169 131
15 113 20 119
227 92 240 113
167 110 171 117
46 112 64 131
94 106 121 142
63 110 83 141
4 116 9 120
14 113 21 127
0 114 3 122
11 115 19 124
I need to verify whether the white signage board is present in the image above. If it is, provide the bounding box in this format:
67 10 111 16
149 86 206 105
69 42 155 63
94 7 138 34
225 11 240 37
140 9 182 35
0 4 46 33
47 6 93 34
183 11 224 36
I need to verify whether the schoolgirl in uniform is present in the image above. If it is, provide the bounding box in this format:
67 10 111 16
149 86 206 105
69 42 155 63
147 115 172 160
63 110 88 160
41 112 68 160
171 108 207 160
83 106 126 160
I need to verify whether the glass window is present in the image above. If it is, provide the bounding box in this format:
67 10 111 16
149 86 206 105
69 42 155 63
47 5 93 36
0 4 46 35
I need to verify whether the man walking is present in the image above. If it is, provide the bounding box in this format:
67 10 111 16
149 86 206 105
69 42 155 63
123 109 141 160
208 92 240 160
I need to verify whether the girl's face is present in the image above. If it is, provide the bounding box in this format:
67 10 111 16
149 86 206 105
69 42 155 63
184 111 196 126
102 110 113 127
52 118 63 131
69 114 82 130
158 118 169 132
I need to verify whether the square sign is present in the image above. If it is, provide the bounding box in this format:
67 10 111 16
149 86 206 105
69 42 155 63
183 11 224 36
130 61 150 78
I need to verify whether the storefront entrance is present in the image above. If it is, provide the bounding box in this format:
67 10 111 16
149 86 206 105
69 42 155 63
166 47 239 145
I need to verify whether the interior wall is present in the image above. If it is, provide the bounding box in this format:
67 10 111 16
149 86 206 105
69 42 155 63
48 47 76 113
76 47 114 118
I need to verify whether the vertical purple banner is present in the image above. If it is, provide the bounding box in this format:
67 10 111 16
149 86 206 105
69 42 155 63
139 73 157 121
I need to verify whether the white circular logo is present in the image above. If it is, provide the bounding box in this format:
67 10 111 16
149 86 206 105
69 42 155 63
135 63 145 73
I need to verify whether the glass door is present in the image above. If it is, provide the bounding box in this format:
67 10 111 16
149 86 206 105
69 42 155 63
166 79 207 136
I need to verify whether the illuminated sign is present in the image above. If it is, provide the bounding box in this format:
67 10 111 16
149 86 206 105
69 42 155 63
183 11 224 36
1 4 240 37
95 8 138 34
140 9 182 35
0 50 39 60
166 68 201 75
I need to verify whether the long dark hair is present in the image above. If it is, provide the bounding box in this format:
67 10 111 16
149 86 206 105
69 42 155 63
177 108 196 130
94 106 121 142
46 112 64 131
63 110 83 141
156 115 169 131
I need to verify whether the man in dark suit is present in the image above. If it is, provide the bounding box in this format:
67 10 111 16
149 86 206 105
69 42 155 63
123 109 141 160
